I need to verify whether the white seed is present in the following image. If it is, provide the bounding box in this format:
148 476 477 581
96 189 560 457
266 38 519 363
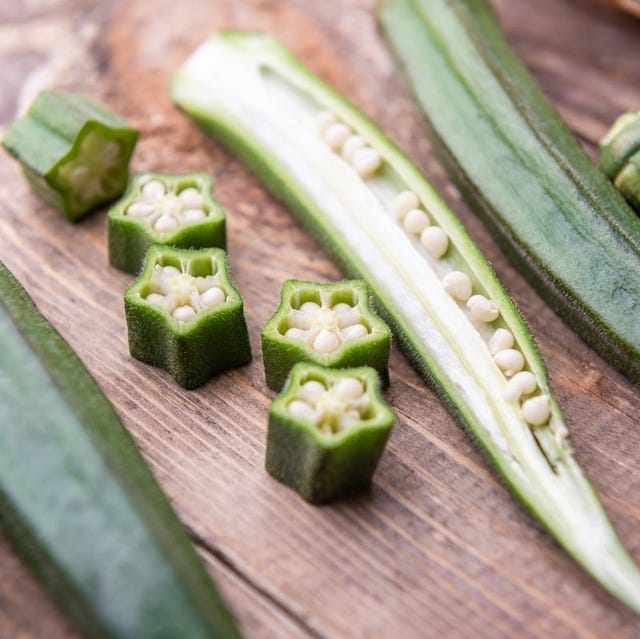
522 395 551 426
392 191 420 220
442 271 472 301
488 328 514 355
161 265 181 278
332 302 354 313
141 179 166 199
145 293 166 307
178 187 204 209
467 295 499 322
200 286 225 308
420 226 449 258
333 377 364 400
154 214 179 234
316 110 337 136
126 202 155 218
504 371 538 401
287 312 313 330
285 327 307 341
337 308 362 328
342 135 366 162
324 123 351 151
299 301 320 312
341 323 368 340
195 275 218 293
183 208 207 222
172 305 196 322
493 348 525 377
288 399 317 424
403 209 430 234
299 380 326 405
352 148 382 178
312 329 341 353
338 410 361 431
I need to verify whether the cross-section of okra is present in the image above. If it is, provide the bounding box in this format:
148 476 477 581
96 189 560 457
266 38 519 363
171 32 640 610
125 245 251 389
261 280 391 391
108 172 226 273
2 90 138 221
266 363 395 503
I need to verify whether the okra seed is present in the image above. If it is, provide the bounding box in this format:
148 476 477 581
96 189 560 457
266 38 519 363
316 111 337 136
299 380 326 405
183 208 207 222
145 293 166 307
178 187 204 209
285 327 307 341
337 308 362 328
420 226 449 257
341 324 368 340
332 302 354 313
154 214 179 234
342 135 366 162
493 348 525 377
403 209 430 234
324 123 351 151
392 191 420 220
172 305 197 322
504 371 538 401
196 275 218 293
142 180 166 199
467 295 499 322
489 328 514 355
300 301 321 312
161 266 181 278
127 202 155 218
333 377 364 400
312 329 341 353
287 312 313 330
522 395 551 426
352 148 382 178
200 286 226 308
442 271 472 301
288 399 317 424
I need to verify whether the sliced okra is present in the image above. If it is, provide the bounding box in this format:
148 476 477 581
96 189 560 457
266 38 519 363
125 245 251 389
266 363 395 503
2 90 138 221
108 172 226 274
261 280 391 391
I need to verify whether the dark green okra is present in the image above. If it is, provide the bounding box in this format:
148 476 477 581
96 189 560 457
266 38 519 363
125 246 251 389
2 90 138 221
261 280 391 391
266 363 395 503
108 172 226 274
600 110 640 212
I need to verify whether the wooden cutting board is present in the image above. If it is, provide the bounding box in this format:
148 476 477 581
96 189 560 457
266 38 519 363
1 1 639 637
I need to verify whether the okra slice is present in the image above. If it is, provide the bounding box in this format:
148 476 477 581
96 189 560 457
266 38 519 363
171 33 640 611
601 110 640 212
261 279 391 390
125 245 251 389
266 363 394 503
108 172 226 273
2 90 138 221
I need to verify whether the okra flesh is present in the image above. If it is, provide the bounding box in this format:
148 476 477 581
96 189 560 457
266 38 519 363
378 0 640 383
171 33 640 611
0 262 240 638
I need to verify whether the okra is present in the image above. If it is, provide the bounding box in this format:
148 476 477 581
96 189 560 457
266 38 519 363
125 245 251 389
601 110 640 212
378 0 640 383
2 90 138 221
261 279 391 390
109 172 226 274
0 260 240 638
171 32 640 611
266 363 395 503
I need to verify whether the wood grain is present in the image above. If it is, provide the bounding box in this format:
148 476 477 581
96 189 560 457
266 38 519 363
1 0 640 637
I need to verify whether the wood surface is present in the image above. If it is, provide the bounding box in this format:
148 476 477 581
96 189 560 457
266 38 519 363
1 1 640 637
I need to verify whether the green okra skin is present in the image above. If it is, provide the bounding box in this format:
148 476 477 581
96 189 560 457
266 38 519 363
0 260 241 638
125 245 251 389
261 279 391 391
108 172 226 274
266 363 395 503
378 0 640 384
171 32 640 612
2 90 138 221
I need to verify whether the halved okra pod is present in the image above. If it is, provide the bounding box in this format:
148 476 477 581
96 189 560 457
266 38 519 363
108 172 226 274
125 245 251 389
2 90 138 221
171 32 640 611
601 110 640 212
261 280 391 390
266 363 395 503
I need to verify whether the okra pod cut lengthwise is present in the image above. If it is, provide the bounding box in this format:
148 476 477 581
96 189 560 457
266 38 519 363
171 32 640 611
378 0 640 383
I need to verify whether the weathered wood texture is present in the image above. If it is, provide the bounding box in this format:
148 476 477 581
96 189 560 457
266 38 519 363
1 1 640 637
